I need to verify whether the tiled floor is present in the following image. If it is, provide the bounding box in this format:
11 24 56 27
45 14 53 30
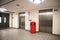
0 29 60 40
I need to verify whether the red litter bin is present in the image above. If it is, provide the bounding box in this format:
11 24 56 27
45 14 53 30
30 21 36 33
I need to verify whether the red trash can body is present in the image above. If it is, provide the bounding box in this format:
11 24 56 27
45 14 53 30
30 21 36 33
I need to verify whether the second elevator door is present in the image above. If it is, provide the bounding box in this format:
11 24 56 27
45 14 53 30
19 13 25 29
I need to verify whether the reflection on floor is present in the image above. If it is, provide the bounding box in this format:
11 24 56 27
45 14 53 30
0 29 60 40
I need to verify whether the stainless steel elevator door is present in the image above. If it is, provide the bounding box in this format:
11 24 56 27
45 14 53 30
39 12 52 33
19 14 25 29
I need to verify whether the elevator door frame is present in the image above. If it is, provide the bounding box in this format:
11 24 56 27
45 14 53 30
19 12 25 29
39 9 53 33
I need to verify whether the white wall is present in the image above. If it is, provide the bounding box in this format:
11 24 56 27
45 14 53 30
53 7 60 35
29 10 39 31
9 13 13 27
25 12 30 30
9 13 19 28
13 13 19 28
25 11 39 32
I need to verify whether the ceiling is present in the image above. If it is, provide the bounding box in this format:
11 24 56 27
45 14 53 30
0 0 60 11
0 0 14 6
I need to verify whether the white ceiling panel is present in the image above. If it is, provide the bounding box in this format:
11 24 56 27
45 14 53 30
0 0 60 11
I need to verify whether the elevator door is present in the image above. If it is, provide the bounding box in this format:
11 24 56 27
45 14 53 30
19 14 25 29
0 13 9 28
39 12 52 33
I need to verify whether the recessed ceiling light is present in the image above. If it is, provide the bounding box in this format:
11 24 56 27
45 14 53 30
29 0 44 4
16 4 20 6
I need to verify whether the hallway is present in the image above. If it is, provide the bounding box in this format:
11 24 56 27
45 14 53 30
0 29 60 40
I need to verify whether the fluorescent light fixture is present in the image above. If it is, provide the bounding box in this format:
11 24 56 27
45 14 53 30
39 12 53 15
29 0 44 4
34 0 41 4
0 8 7 12
20 14 26 16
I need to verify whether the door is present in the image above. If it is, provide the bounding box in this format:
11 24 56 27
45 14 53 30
39 15 52 33
19 13 25 29
39 9 53 33
0 13 9 28
3 13 9 28
0 13 2 28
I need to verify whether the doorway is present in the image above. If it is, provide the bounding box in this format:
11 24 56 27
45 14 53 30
39 9 53 33
19 12 25 29
0 13 9 29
